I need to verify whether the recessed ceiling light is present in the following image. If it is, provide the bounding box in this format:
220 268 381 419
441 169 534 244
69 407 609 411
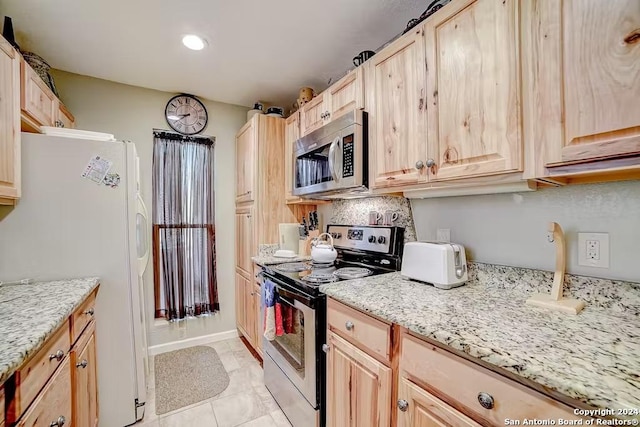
182 34 207 51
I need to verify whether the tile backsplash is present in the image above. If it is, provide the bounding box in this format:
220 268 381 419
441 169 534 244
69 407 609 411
322 196 417 242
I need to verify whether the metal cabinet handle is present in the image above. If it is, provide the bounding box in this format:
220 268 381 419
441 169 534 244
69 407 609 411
76 359 88 369
345 321 354 331
397 399 409 412
477 392 495 409
322 344 330 353
84 308 94 316
325 111 331 119
425 158 436 168
49 350 64 361
54 120 64 128
50 415 66 426
415 160 425 170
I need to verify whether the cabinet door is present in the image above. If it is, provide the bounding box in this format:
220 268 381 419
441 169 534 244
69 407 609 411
244 276 256 346
397 377 480 427
57 103 75 129
20 59 56 128
0 37 20 203
534 0 640 166
300 93 325 137
235 206 254 275
235 272 248 334
326 332 391 427
425 0 522 181
327 68 364 122
74 331 99 427
366 26 428 188
236 119 256 203
284 112 300 202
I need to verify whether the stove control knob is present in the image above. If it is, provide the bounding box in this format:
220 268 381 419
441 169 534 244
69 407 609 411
377 236 386 244
335 233 342 239
368 235 377 243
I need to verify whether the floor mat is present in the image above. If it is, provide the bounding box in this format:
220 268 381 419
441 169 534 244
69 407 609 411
154 345 230 415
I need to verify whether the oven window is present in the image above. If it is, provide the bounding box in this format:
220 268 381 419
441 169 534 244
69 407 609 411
271 296 306 378
295 144 332 189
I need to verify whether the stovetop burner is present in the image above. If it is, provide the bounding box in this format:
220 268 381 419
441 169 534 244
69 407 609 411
275 262 311 273
301 272 339 284
333 267 373 280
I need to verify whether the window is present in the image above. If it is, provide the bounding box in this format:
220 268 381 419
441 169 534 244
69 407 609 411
152 130 218 320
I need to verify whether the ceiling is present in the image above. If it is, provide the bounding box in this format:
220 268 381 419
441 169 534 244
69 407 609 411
1 0 427 108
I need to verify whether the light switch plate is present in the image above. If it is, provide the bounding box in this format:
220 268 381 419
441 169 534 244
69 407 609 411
436 229 451 242
578 232 609 268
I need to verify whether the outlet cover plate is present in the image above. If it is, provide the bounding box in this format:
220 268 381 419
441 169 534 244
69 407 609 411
578 232 609 268
436 229 451 242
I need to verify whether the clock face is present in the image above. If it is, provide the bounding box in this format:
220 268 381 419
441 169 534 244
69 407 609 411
165 94 208 135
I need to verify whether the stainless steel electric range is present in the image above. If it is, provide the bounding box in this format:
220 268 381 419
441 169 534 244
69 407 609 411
261 224 405 427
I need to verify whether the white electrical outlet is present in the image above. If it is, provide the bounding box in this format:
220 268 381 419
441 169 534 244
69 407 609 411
578 232 609 268
436 228 451 242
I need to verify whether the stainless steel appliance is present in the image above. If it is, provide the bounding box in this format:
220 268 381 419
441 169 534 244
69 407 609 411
262 224 405 427
292 109 368 197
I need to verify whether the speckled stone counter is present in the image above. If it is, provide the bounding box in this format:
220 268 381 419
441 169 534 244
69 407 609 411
252 243 311 266
0 277 100 384
320 263 640 413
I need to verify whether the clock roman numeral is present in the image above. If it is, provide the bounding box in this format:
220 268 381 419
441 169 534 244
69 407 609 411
197 121 203 127
177 98 183 105
199 115 206 121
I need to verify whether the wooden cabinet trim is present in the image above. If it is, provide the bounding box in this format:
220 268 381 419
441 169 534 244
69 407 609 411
72 323 98 427
20 59 57 129
300 93 325 136
0 35 21 203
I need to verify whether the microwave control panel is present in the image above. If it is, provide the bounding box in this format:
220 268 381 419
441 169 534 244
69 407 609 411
342 134 354 178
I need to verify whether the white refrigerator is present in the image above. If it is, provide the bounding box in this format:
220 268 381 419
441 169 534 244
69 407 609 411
0 132 150 426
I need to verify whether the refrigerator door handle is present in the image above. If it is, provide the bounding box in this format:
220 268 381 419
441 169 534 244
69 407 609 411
136 193 150 274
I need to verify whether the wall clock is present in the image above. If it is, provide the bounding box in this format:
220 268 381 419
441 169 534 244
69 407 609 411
165 94 208 135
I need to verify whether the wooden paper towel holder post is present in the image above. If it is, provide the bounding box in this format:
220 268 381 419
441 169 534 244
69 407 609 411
526 222 586 314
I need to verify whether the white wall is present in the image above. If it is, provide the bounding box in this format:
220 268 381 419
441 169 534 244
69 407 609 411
410 180 640 282
51 70 248 346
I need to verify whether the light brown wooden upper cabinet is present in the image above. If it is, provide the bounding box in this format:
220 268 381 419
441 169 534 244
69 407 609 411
425 0 522 181
57 103 75 129
523 0 640 176
365 26 428 188
20 59 56 131
0 36 21 205
300 68 364 138
235 119 256 204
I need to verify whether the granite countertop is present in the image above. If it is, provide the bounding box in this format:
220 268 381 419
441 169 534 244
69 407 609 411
0 277 100 384
252 254 312 266
320 264 640 414
252 243 311 266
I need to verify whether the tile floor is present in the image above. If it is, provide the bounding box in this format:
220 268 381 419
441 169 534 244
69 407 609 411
137 337 293 427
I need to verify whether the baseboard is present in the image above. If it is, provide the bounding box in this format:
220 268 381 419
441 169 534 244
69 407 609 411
148 329 239 356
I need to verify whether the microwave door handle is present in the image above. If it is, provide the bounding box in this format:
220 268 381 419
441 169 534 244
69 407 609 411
328 137 340 182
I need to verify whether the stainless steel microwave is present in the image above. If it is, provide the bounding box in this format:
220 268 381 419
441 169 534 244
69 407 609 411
292 109 368 197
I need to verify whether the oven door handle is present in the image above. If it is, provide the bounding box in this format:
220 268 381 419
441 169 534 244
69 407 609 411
275 284 315 313
328 136 340 182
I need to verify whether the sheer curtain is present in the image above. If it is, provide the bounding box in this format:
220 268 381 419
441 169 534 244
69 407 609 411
152 130 218 321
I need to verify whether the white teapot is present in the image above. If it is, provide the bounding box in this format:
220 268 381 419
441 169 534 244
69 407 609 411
310 233 337 264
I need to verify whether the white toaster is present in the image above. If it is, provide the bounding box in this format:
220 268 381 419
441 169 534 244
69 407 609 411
401 241 468 289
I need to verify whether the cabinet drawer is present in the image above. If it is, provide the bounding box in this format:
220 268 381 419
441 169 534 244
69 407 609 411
16 320 71 415
72 291 97 344
17 357 72 427
401 333 585 425
327 299 390 361
21 60 56 127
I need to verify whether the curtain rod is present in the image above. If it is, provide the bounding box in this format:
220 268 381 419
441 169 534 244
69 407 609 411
153 128 216 145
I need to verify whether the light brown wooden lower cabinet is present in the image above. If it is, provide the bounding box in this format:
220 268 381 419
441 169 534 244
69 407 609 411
397 377 480 427
326 332 392 427
3 289 99 427
326 298 589 427
72 324 99 427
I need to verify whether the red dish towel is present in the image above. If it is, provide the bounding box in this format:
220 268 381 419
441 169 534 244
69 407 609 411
275 302 284 336
282 304 295 334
